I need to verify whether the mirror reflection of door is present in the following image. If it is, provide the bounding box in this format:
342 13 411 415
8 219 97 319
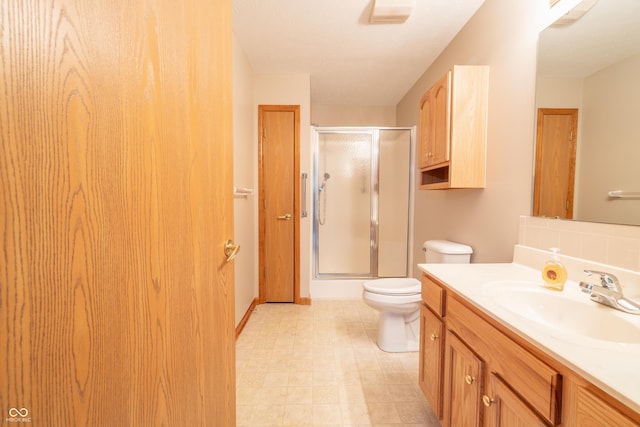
533 108 578 219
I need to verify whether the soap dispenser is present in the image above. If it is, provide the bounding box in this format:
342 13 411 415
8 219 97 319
542 248 567 291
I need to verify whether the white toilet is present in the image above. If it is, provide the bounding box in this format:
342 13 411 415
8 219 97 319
362 240 473 352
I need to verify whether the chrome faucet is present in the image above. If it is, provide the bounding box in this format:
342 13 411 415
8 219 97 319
579 270 640 315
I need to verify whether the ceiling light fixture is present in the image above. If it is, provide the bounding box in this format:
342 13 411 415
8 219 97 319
368 0 416 24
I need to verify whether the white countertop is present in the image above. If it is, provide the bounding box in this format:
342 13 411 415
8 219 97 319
417 261 640 414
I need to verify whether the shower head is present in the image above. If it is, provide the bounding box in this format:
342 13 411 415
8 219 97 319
319 172 331 192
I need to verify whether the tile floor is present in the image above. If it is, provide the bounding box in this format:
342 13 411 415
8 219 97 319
235 299 440 426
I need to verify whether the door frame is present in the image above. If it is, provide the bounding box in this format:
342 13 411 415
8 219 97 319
533 108 578 219
258 105 301 304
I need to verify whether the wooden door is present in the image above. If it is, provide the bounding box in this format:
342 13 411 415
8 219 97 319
259 105 300 303
443 332 483 427
533 108 578 219
0 0 236 425
483 374 547 427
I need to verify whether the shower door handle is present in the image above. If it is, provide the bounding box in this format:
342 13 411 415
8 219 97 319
277 214 292 221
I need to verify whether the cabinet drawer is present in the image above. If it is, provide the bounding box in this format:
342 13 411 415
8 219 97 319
421 274 445 316
447 296 562 425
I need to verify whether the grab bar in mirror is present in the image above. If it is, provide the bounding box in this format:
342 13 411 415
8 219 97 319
608 190 640 199
234 186 254 198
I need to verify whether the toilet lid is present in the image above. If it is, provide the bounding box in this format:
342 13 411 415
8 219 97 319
363 278 421 296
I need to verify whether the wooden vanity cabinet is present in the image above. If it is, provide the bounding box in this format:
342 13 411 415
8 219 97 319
419 272 640 427
420 274 560 427
418 65 489 189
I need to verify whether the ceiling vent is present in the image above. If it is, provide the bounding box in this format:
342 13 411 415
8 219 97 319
368 0 416 24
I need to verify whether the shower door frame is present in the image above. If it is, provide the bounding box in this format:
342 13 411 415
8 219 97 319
312 126 415 280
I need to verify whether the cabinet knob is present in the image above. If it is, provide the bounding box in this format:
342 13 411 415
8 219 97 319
464 375 476 385
482 395 494 407
430 333 439 341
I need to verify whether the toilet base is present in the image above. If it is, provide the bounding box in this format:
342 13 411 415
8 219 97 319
376 310 420 353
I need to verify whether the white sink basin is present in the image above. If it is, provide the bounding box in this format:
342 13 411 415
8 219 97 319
482 280 640 345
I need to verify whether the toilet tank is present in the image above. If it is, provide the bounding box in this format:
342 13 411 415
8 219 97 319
423 240 472 264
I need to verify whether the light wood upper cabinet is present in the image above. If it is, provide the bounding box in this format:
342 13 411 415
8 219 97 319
418 65 489 189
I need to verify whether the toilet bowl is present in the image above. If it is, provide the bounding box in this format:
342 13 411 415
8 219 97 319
362 278 422 352
362 240 473 353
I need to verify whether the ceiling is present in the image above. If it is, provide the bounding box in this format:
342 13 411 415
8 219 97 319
538 0 640 78
232 0 485 106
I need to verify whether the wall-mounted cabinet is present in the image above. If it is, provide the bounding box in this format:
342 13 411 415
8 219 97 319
418 65 489 189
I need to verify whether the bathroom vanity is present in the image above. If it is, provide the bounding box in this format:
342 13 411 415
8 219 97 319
418 254 640 426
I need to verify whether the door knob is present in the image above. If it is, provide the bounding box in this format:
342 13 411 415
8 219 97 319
224 240 240 263
277 214 292 220
482 395 494 407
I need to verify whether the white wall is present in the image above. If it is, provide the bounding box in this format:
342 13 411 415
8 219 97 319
232 35 258 326
397 0 546 273
311 104 396 126
577 53 640 225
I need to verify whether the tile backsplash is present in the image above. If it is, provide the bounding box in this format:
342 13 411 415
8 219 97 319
519 216 640 272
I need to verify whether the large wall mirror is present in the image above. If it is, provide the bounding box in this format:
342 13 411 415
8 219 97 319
535 0 640 225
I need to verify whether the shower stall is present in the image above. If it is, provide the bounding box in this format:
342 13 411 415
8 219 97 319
312 127 414 287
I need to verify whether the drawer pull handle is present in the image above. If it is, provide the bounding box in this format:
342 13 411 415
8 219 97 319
482 395 494 407
430 333 439 341
464 375 476 385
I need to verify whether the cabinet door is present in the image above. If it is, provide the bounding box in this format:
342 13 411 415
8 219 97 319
483 374 547 427
418 71 451 169
574 386 638 427
419 305 445 419
431 71 451 166
418 87 435 168
443 332 483 427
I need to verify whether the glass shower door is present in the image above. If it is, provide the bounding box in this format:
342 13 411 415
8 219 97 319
316 131 372 276
313 127 413 279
